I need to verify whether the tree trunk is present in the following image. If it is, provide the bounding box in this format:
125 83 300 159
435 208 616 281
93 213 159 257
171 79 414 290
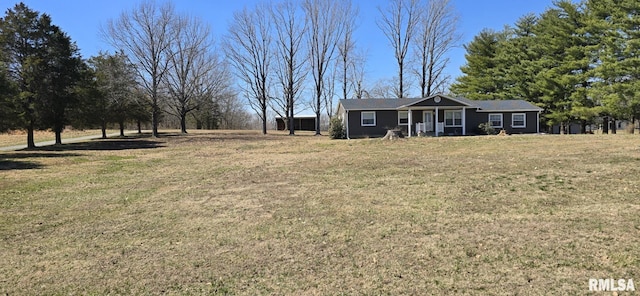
119 121 125 137
399 61 404 98
261 104 267 135
55 130 62 145
602 117 609 134
581 120 587 134
315 109 321 136
611 118 617 134
27 122 36 149
289 103 295 136
137 120 142 134
101 122 107 139
180 113 187 134
315 89 321 135
152 106 160 137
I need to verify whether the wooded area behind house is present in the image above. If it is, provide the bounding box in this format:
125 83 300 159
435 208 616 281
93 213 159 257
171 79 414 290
451 0 640 133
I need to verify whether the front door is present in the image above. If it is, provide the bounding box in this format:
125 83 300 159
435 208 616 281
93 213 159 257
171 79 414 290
423 111 434 132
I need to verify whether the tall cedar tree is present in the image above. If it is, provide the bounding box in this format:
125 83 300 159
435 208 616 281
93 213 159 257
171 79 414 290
450 29 506 100
534 1 595 133
87 52 138 138
587 0 640 133
0 3 82 147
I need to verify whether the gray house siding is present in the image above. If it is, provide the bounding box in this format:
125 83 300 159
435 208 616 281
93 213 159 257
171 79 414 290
473 111 539 134
339 95 542 138
347 110 399 138
465 108 485 135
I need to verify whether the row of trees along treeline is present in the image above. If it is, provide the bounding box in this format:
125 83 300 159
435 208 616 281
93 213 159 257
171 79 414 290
451 0 640 134
224 0 459 135
0 2 251 147
0 0 460 145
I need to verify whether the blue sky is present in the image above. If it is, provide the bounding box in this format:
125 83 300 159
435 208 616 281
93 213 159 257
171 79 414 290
2 0 557 93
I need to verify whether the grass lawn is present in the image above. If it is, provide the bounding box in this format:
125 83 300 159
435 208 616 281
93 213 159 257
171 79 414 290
1 130 639 295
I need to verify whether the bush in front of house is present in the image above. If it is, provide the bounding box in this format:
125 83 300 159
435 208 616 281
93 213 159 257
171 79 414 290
329 116 346 139
478 122 496 135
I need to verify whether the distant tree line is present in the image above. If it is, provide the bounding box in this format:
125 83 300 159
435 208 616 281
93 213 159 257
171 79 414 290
451 0 640 133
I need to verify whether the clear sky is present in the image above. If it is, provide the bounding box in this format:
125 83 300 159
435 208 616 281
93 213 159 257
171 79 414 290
1 0 557 94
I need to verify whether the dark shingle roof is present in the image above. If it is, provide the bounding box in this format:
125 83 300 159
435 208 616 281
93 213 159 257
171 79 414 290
339 95 542 112
339 98 421 110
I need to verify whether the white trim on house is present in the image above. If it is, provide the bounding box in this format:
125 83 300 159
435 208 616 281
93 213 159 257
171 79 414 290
462 107 467 135
444 110 463 127
345 110 350 139
489 113 503 128
398 110 409 125
361 111 376 126
512 113 526 128
435 107 440 137
408 109 413 137
423 111 434 132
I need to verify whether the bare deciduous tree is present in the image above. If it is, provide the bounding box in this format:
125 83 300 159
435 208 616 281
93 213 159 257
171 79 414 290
224 4 272 135
369 76 403 98
377 0 421 98
323 66 337 119
351 49 368 99
303 0 349 134
270 0 307 135
413 0 460 98
102 0 175 137
164 14 217 134
337 3 359 101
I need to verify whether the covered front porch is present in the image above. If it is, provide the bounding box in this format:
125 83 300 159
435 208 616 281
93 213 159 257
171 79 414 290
398 107 468 137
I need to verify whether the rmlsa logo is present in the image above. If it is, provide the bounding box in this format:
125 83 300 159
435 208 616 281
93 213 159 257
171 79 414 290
589 278 635 292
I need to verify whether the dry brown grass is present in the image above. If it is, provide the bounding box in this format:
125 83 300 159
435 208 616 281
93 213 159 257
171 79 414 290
1 130 639 295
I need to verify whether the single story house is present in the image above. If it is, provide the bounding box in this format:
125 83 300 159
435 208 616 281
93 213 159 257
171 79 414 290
337 94 543 138
275 115 316 131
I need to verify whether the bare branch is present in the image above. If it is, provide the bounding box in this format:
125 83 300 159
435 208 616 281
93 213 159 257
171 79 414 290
224 4 273 134
377 0 422 98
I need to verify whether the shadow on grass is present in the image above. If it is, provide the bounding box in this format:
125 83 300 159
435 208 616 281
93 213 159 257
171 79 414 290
0 152 80 171
24 137 165 152
166 131 325 144
0 160 43 170
0 136 163 171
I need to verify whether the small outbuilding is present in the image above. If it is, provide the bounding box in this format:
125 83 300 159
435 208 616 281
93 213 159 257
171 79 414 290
275 115 317 131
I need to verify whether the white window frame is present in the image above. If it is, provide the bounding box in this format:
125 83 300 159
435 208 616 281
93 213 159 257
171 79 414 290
444 110 462 127
398 111 409 125
488 113 503 128
361 111 376 126
512 113 526 128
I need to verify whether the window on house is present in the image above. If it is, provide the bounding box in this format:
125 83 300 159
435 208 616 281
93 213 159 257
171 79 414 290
398 111 409 125
361 111 376 126
489 113 503 128
512 113 526 128
444 110 462 127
